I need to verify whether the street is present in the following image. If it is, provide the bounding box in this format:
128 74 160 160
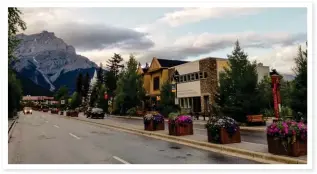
8 111 260 164
106 117 268 145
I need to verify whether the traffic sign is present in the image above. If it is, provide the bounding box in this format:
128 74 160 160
61 100 65 104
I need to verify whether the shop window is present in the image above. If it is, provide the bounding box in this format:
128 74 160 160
195 72 199 80
199 72 203 79
191 74 195 81
184 75 187 82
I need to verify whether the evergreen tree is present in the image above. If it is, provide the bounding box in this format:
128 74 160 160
8 8 26 117
70 92 81 109
215 41 260 122
291 44 307 121
82 72 90 98
8 7 26 63
76 73 83 95
114 54 145 114
106 53 124 77
54 86 69 101
159 81 179 117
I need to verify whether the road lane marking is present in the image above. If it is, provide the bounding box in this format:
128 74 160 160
113 156 130 164
194 128 206 131
69 133 81 140
242 141 267 146
53 125 60 128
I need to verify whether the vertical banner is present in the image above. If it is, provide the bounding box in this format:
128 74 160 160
272 83 279 119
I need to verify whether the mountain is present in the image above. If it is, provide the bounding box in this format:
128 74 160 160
11 31 99 94
14 70 53 96
281 74 295 81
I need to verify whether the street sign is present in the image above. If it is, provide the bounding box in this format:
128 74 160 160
171 84 176 93
61 100 65 105
108 100 112 105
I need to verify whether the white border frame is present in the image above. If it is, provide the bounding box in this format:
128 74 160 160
1 0 314 171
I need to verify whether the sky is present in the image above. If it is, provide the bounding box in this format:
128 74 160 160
20 7 307 74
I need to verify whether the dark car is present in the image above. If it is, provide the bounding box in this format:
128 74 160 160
87 108 104 119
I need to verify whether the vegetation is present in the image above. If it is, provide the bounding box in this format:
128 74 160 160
114 54 145 115
8 8 26 117
215 41 261 123
291 44 307 121
158 81 179 117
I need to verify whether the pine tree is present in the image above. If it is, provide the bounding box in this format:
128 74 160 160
215 40 260 122
114 54 145 114
106 53 124 77
82 72 90 98
291 44 307 121
76 73 83 95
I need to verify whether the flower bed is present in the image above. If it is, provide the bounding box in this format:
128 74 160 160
143 113 165 131
267 120 307 157
205 116 241 144
168 113 193 136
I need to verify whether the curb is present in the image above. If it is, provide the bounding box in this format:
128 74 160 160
70 117 306 164
8 117 18 142
111 115 266 132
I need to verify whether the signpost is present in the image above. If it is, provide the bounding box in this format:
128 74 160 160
270 69 282 120
61 100 65 105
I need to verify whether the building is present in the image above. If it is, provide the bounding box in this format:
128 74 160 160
169 57 229 113
137 57 188 109
256 63 270 83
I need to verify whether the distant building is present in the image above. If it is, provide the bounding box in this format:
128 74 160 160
256 63 270 83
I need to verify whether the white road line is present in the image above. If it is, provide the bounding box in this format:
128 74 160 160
53 125 60 128
69 133 81 140
242 141 267 146
113 156 130 164
194 128 206 131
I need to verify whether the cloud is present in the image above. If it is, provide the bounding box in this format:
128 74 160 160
20 8 155 51
249 43 306 75
138 7 263 32
136 31 306 64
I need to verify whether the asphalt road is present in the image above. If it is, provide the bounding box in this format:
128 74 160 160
106 116 267 145
8 111 260 164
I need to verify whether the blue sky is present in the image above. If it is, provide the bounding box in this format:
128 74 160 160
21 7 307 74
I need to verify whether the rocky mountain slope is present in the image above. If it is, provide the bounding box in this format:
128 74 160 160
11 31 99 94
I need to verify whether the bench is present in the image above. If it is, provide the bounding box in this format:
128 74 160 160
247 115 265 125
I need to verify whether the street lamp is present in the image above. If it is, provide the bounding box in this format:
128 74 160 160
270 69 282 121
172 70 180 105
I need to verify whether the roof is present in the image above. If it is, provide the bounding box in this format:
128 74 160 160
142 68 149 73
156 59 188 68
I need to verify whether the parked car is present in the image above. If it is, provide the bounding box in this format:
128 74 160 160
23 107 32 114
87 108 105 119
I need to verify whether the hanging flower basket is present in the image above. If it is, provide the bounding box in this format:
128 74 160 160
168 113 193 136
143 113 165 131
205 116 241 144
267 120 307 157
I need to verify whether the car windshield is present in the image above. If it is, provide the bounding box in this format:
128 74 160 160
24 107 31 110
92 108 103 112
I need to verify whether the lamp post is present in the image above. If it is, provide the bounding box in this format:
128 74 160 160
172 70 179 105
270 69 282 121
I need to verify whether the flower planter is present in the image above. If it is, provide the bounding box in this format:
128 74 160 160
71 111 79 117
144 120 155 131
207 127 241 144
168 122 193 136
267 135 307 157
154 121 165 130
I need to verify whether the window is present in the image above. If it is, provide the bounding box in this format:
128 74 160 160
180 76 183 83
199 72 203 79
187 74 191 81
204 72 208 78
184 98 188 108
180 98 184 108
184 75 187 82
195 73 199 80
191 74 195 81
188 98 192 108
153 77 160 91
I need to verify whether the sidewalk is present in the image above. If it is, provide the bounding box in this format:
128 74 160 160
111 115 267 132
74 114 307 164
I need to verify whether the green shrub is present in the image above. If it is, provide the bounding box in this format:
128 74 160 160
127 107 137 116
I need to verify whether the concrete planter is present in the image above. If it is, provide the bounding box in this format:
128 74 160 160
207 127 241 144
267 135 307 157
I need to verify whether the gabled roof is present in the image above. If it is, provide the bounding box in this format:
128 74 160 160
142 68 149 73
156 58 188 68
